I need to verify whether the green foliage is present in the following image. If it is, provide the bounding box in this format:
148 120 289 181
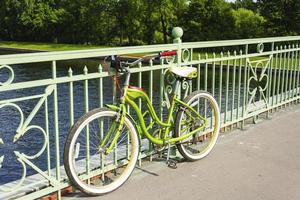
232 8 265 39
257 0 300 36
182 0 235 41
1 0 67 41
0 0 299 46
0 41 106 51
57 0 116 44
234 0 257 11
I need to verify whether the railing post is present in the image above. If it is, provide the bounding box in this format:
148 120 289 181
172 27 183 68
241 44 249 130
52 61 61 200
171 27 183 158
267 42 275 118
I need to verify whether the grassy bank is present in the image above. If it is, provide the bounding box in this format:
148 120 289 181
1 41 298 70
0 41 107 51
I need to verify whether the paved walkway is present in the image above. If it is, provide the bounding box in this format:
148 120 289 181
64 104 300 200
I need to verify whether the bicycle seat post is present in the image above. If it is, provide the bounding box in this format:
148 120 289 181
174 79 181 98
123 67 131 87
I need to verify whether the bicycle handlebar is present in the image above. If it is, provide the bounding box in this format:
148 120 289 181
159 50 177 57
110 50 177 72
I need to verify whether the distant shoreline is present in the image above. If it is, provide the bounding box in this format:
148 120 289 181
0 47 45 54
0 41 107 54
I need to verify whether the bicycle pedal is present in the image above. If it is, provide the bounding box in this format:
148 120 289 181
166 160 177 169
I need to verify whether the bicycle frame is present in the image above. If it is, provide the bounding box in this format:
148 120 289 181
125 86 207 144
101 70 208 155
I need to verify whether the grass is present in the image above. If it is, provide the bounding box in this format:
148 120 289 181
0 41 298 70
0 41 108 51
193 52 300 70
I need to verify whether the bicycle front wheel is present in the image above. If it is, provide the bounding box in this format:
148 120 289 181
175 91 220 161
64 108 139 196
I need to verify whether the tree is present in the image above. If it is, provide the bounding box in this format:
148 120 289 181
58 0 116 44
0 0 67 42
257 0 300 36
137 0 187 45
0 0 23 40
2 0 294 45
156 0 181 44
232 8 265 39
112 0 145 45
234 0 257 11
182 0 235 41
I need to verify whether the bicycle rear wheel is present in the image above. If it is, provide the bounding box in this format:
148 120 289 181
64 108 139 196
175 91 220 161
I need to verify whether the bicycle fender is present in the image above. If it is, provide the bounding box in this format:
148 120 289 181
105 104 120 112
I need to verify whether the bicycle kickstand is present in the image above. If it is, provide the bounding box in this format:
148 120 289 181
166 142 177 169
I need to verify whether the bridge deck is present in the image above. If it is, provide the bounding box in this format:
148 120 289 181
63 103 300 200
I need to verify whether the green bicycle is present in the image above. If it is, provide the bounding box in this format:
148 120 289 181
63 51 220 196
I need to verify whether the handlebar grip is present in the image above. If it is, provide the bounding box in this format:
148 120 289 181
159 50 177 57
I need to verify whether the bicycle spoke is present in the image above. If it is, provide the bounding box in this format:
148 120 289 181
64 108 139 196
175 91 220 161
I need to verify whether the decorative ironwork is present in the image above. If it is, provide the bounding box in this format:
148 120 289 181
165 55 176 64
257 43 264 53
162 69 176 108
181 80 190 98
0 65 14 86
162 68 191 108
0 85 54 192
182 48 191 62
246 56 272 114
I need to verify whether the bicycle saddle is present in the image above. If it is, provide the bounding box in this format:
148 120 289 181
169 66 198 79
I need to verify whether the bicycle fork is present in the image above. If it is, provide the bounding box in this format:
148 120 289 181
99 106 127 155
